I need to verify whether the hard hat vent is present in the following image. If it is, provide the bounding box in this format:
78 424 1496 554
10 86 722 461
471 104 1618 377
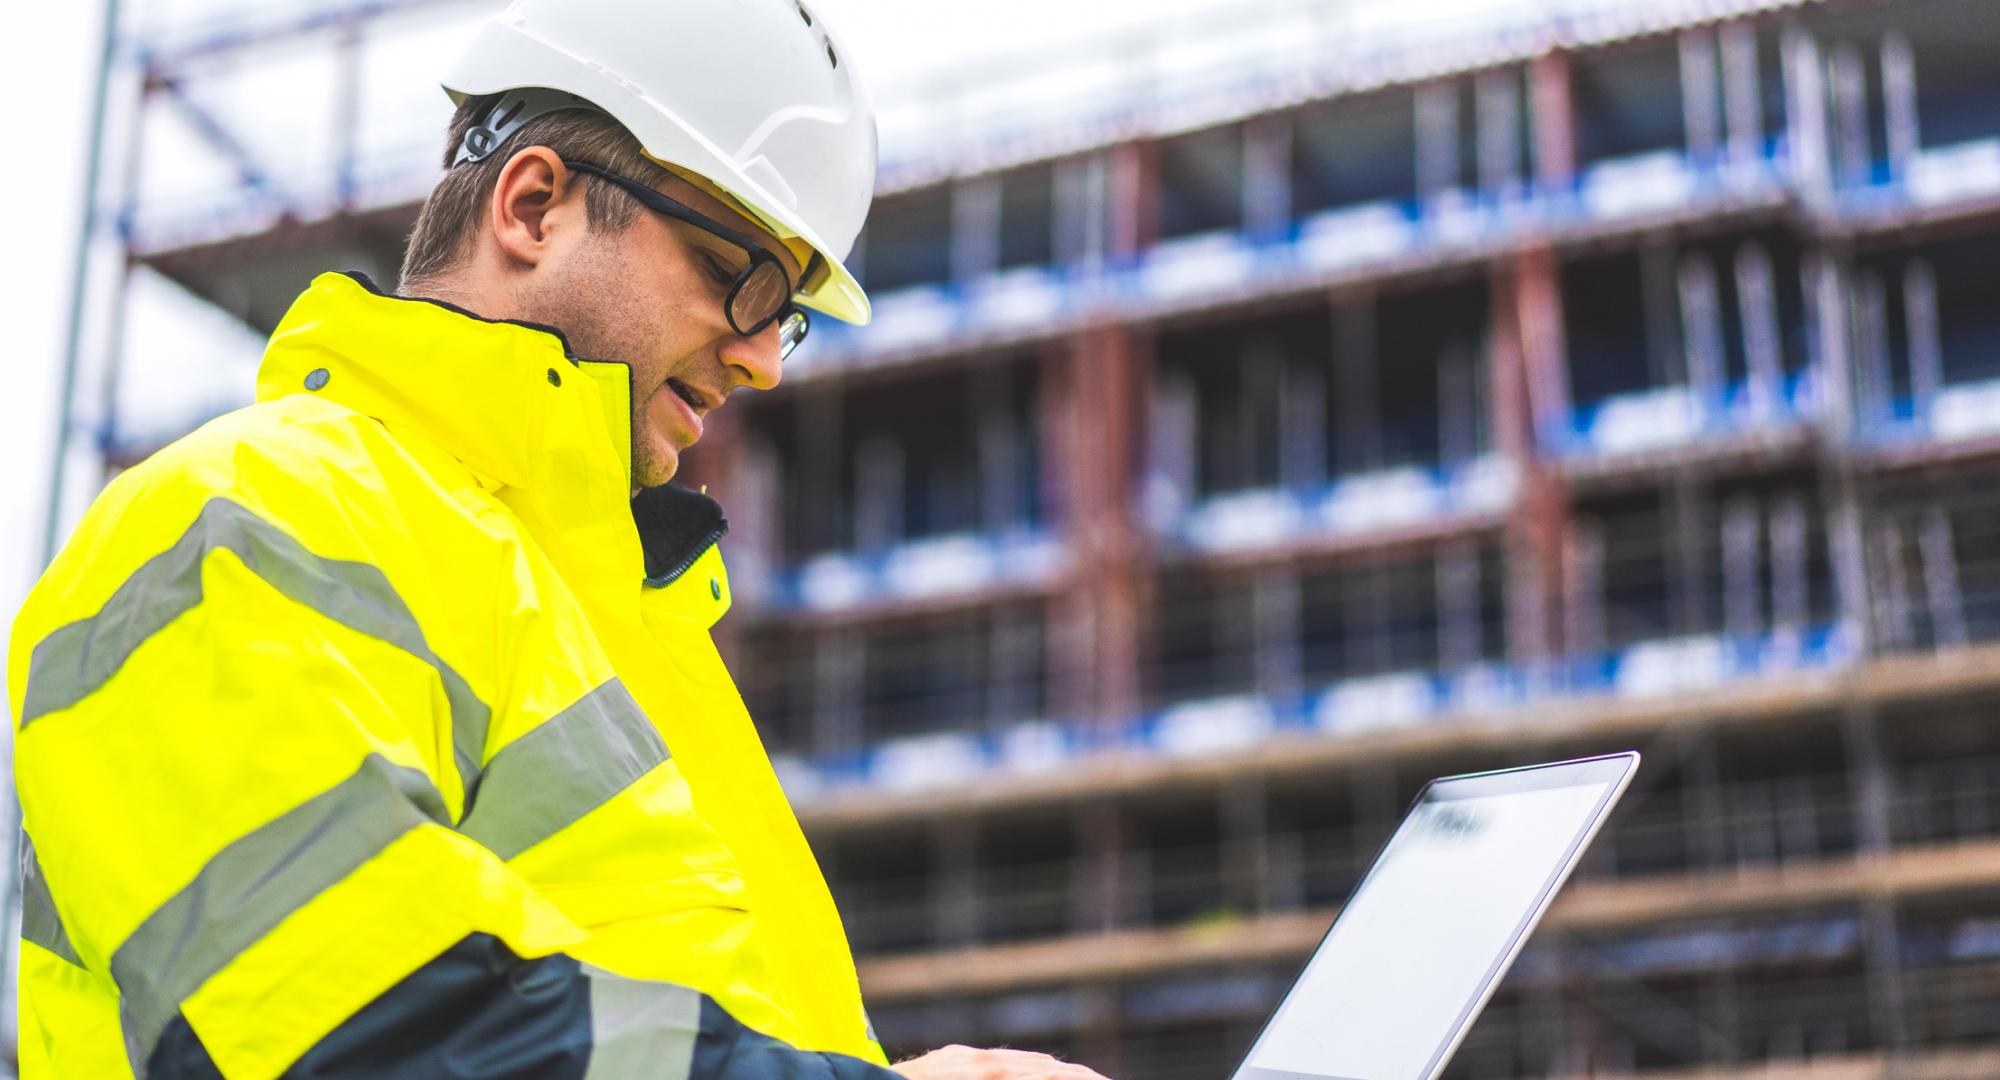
797 3 812 26
826 42 838 68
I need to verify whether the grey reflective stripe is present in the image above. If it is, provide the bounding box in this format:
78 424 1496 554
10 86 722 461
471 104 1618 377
581 964 701 1080
459 680 669 860
19 834 82 968
112 754 446 1075
21 497 491 807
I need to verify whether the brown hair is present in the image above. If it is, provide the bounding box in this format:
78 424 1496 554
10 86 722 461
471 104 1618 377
398 92 675 291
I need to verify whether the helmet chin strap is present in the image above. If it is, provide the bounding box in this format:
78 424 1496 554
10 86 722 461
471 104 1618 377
453 87 605 166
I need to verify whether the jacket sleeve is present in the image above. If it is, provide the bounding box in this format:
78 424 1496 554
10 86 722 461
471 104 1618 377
11 491 898 1080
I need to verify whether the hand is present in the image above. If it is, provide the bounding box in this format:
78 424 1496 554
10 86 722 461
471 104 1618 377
890 1043 1115 1080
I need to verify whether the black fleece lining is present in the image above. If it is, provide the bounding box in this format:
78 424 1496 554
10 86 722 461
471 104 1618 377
632 483 730 585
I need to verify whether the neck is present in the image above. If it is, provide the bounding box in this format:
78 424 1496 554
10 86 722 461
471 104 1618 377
399 276 479 312
399 260 524 323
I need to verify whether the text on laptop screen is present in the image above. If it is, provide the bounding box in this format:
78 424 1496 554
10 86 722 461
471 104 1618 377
1242 779 1612 1080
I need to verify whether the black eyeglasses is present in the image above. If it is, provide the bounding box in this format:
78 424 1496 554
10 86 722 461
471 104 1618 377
562 158 810 360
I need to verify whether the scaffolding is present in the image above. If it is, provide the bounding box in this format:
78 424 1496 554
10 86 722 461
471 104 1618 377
34 0 2000 1076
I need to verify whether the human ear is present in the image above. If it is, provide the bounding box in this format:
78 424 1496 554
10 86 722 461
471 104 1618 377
487 146 582 269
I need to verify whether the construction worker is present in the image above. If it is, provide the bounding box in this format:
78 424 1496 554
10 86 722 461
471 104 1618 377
10 1 1113 1078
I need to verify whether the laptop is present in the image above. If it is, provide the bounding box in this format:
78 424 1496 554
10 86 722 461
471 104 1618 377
1230 752 1640 1080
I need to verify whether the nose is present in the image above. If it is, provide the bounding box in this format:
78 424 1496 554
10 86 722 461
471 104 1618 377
720 321 784 392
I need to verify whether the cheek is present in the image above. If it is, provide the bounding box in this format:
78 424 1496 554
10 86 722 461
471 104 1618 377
579 230 722 381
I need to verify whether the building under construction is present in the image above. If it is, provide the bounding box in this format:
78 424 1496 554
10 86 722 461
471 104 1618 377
40 0 2000 1076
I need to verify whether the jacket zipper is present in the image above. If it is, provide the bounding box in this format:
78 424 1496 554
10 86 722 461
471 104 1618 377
643 523 728 588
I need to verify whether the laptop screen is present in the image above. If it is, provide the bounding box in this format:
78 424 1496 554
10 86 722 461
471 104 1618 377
1234 755 1634 1080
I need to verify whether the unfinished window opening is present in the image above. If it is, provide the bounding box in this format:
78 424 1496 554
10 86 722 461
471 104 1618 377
1304 555 1437 681
1734 959 1878 1060
1564 231 1812 446
1587 492 1673 651
1813 0 2000 168
737 392 835 563
1674 230 1812 408
1265 776 1370 911
1753 30 1790 156
1154 304 1324 499
1604 750 1810 880
1869 467 2000 650
1412 79 1481 199
1572 42 1689 169
1156 125 1246 240
1884 697 2000 844
1853 229 2000 431
1129 797 1226 927
996 162 1057 271
1140 544 1510 717
1571 474 1833 658
1712 472 1839 642
734 627 815 757
973 812 1076 943
1289 88 1419 215
858 603 1048 745
856 185 953 292
1680 24 1785 169
1473 67 1533 197
1148 571 1259 708
1710 723 1861 866
857 363 1041 550
1691 25 1793 168
1296 551 1484 685
1151 278 1490 507
823 827 937 955
1563 248 1667 411
1370 280 1491 472
1479 912 1875 1072
1918 232 2000 385
1906 0 2000 147
753 361 1043 564
1897 895 2000 1045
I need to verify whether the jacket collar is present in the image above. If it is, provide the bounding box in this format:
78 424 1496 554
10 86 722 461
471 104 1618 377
632 483 729 585
257 271 728 586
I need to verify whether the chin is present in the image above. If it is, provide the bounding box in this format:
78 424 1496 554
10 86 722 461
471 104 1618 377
632 439 681 490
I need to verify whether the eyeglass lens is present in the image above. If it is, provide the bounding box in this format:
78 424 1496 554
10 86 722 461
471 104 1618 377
778 309 809 359
730 260 790 334
730 259 810 358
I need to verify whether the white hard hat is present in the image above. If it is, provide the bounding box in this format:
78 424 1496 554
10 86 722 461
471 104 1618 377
441 0 877 325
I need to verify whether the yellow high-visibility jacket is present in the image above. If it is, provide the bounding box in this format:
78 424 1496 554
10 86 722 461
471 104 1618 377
11 271 892 1080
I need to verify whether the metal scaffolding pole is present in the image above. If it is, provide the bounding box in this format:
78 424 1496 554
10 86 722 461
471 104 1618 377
40 0 123 570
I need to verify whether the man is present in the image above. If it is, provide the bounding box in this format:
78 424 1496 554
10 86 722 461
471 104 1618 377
10 1 1110 1078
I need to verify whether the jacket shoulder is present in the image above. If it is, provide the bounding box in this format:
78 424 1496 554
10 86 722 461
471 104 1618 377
137 394 470 507
18 397 497 656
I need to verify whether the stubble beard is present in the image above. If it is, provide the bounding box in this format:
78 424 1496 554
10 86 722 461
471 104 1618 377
512 243 678 491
